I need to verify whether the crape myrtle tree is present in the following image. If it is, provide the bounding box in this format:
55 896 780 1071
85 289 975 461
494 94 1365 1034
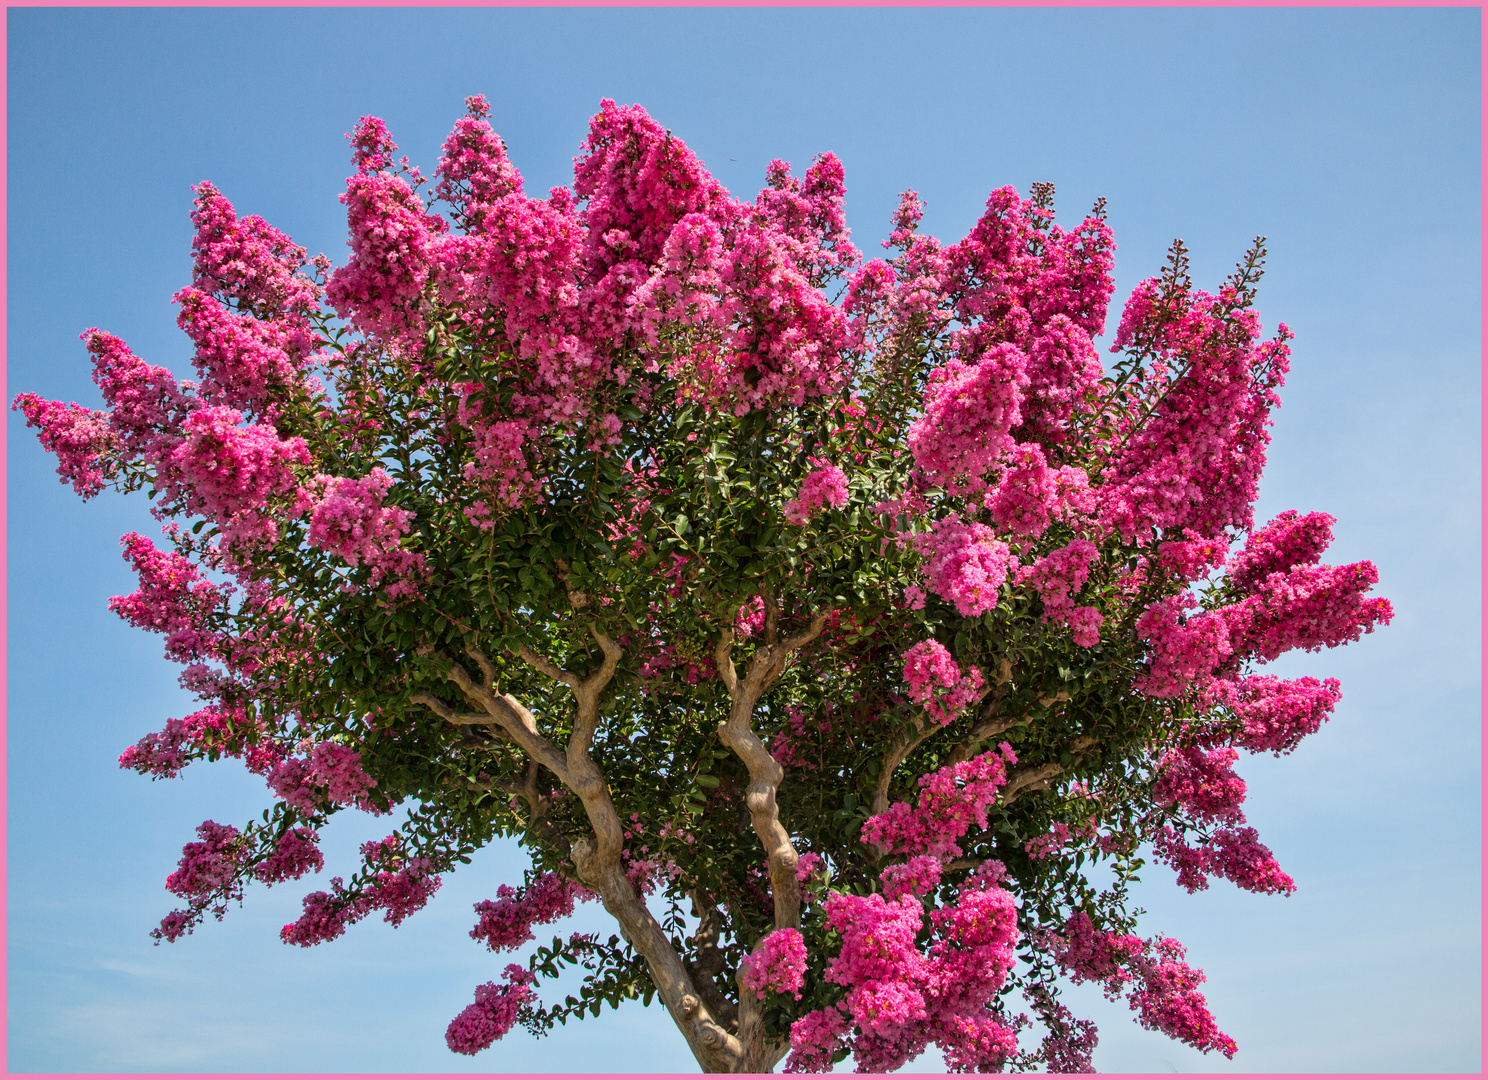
14 96 1392 1073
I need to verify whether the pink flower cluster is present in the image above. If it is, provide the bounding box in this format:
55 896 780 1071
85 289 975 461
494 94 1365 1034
1050 912 1236 1058
10 394 118 497
108 533 226 665
786 881 1020 1073
188 181 321 317
434 95 523 229
1145 739 1293 895
298 467 425 595
1152 746 1247 824
1227 510 1336 592
326 120 446 343
861 746 1016 858
1153 824 1296 896
983 444 1059 536
1132 593 1232 698
782 462 848 525
907 344 1027 493
911 517 1015 617
152 819 250 943
1024 820 1095 861
469 871 587 952
879 853 945 899
1099 281 1292 542
83 329 188 457
739 927 808 1000
265 741 377 815
280 835 442 946
1225 560 1393 663
941 186 1114 445
785 1004 851 1073
157 404 311 547
1136 535 1390 699
118 706 251 779
900 639 985 725
175 287 314 416
1222 674 1343 755
252 826 325 884
1018 538 1101 643
752 153 861 286
1156 530 1229 582
165 820 244 905
1032 995 1099 1073
445 965 536 1055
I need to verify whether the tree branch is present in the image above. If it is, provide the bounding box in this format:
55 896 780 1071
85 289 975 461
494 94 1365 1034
713 610 829 939
516 644 580 690
1000 762 1064 807
421 640 741 1071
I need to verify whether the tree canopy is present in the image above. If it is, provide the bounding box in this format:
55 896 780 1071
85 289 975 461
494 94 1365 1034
14 96 1392 1073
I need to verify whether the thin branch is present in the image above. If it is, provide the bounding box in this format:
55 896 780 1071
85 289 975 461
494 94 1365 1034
517 644 581 690
713 610 830 937
1000 762 1064 807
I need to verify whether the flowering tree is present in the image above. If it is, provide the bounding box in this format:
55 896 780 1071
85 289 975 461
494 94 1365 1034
14 97 1392 1073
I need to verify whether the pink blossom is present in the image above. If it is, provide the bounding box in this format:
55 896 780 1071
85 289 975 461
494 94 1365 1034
784 1004 850 1073
1133 593 1232 697
266 743 378 815
908 344 1028 493
1152 824 1295 896
1068 605 1104 647
752 153 860 284
1099 284 1291 542
445 966 536 1055
280 884 355 946
188 181 321 317
175 287 314 415
1152 745 1247 823
118 706 246 779
912 517 1015 617
1223 560 1393 663
1157 530 1230 582
308 742 377 807
1034 997 1099 1073
783 462 848 525
1228 510 1336 592
299 467 425 593
862 747 1015 858
1223 674 1343 755
108 533 226 665
901 639 985 725
267 757 319 815
734 596 767 639
365 865 442 927
10 393 118 497
158 404 310 545
434 102 523 229
823 891 928 991
880 854 943 899
165 820 244 903
83 329 188 455
739 927 808 1000
253 827 325 884
1018 538 1099 629
1050 913 1236 1058
470 872 587 952
984 443 1059 537
326 152 446 342
794 852 826 884
1018 315 1105 445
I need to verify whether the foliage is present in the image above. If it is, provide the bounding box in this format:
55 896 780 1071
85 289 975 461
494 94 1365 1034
14 97 1391 1073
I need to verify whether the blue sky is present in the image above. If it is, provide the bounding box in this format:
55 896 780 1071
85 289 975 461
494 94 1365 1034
5 7 1480 1073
